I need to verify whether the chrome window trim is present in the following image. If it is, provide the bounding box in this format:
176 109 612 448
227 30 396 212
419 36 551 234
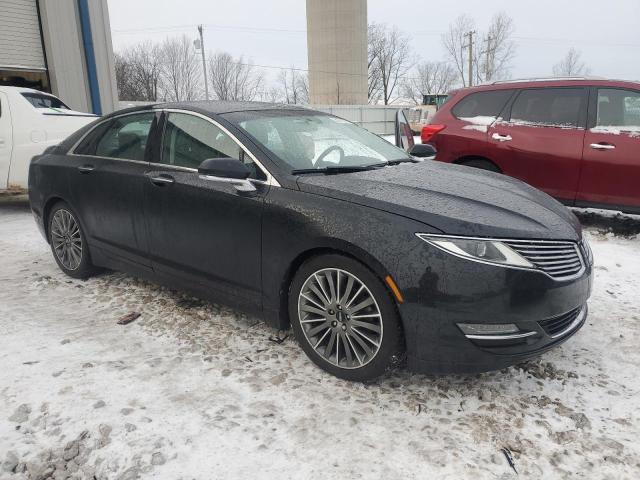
161 108 280 187
68 107 280 188
416 233 586 282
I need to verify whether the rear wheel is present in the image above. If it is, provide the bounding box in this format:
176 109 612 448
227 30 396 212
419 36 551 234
48 202 98 279
289 254 403 381
459 158 501 173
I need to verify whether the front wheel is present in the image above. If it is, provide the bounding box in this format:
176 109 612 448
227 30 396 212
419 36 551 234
48 201 98 279
289 254 403 381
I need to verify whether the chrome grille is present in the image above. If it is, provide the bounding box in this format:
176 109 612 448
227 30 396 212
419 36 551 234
504 240 584 280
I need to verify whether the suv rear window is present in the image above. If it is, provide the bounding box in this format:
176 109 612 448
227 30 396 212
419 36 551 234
451 90 513 120
510 88 586 128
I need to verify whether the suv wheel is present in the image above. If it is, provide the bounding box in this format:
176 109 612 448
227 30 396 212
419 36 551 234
460 158 501 173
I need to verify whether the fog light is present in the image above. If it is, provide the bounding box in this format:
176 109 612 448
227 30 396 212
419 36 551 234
458 323 519 335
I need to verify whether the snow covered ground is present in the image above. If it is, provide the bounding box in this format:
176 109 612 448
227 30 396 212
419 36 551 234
1 203 639 479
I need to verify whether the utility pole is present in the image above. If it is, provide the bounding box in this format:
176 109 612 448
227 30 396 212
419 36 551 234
197 25 209 101
484 35 495 81
463 30 476 87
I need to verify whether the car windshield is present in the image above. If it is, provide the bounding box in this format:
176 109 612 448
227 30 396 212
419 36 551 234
230 111 410 171
22 92 70 110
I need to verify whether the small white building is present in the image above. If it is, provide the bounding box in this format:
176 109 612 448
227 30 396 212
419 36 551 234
0 0 118 115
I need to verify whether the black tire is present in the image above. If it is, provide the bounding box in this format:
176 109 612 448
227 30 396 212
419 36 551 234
47 201 98 279
289 254 403 382
460 158 501 173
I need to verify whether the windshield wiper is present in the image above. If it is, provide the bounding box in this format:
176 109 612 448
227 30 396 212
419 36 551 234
291 164 386 175
386 158 418 165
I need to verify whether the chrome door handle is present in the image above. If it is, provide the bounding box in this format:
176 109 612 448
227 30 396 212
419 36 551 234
149 174 174 186
492 133 512 142
590 143 615 150
77 165 94 173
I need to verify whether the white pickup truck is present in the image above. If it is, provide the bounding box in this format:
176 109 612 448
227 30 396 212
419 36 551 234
0 86 97 193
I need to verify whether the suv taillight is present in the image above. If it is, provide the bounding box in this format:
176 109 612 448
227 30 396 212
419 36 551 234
421 124 446 143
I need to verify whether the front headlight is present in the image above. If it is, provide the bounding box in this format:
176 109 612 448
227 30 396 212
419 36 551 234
416 234 534 268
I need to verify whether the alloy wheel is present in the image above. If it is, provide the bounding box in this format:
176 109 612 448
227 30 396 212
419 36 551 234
51 209 83 271
297 268 383 369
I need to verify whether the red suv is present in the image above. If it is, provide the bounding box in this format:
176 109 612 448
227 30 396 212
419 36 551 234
423 79 640 213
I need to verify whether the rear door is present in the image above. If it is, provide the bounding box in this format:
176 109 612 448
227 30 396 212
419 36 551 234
69 111 159 267
0 92 13 190
487 87 588 203
578 87 640 210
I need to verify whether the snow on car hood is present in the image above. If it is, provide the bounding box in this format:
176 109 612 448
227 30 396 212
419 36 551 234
296 160 582 241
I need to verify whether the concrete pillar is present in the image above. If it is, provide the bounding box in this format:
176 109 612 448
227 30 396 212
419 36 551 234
306 0 368 105
38 0 118 114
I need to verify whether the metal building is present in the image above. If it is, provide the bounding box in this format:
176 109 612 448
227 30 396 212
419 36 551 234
0 0 118 114
306 0 368 105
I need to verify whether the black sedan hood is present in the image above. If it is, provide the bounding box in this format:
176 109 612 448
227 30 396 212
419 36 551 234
296 161 582 240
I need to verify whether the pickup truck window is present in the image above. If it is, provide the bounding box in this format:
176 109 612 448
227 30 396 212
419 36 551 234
21 92 70 110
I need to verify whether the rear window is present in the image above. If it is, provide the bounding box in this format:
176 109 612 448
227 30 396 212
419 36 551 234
21 92 70 110
509 88 586 128
451 90 513 120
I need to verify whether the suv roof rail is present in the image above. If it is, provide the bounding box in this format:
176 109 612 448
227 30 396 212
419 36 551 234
491 76 604 84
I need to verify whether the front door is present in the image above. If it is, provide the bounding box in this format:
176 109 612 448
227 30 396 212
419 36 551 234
144 111 268 308
69 111 158 267
0 92 13 190
578 87 640 210
486 87 588 203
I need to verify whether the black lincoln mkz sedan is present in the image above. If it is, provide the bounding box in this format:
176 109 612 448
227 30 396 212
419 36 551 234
29 102 593 381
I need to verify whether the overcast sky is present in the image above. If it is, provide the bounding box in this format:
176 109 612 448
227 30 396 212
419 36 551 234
107 0 640 85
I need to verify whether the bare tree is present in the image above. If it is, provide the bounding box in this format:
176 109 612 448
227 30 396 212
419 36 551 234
367 23 384 104
474 13 516 84
208 52 264 101
368 23 413 105
402 61 457 105
442 13 516 86
114 52 139 101
159 35 201 102
276 68 308 104
553 48 590 77
442 15 475 87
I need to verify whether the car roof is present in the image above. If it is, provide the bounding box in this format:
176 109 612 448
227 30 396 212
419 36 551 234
0 86 55 95
105 100 312 120
155 100 308 115
453 78 640 94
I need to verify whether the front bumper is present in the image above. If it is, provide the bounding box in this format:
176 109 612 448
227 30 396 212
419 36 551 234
394 240 593 374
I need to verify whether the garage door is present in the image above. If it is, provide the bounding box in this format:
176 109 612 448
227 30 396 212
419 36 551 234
0 0 46 70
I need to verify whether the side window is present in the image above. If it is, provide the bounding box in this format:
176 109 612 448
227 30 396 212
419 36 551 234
93 113 155 161
451 90 513 120
596 88 640 130
162 113 266 180
510 88 585 128
74 121 114 156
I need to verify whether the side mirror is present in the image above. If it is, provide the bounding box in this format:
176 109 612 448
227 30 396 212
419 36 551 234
409 143 436 159
198 158 250 179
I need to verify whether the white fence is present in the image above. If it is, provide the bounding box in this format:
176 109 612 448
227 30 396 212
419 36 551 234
310 105 404 135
